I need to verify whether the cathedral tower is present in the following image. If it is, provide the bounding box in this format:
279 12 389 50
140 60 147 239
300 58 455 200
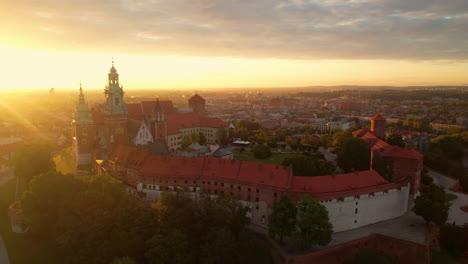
153 98 167 140
103 61 128 151
72 83 95 165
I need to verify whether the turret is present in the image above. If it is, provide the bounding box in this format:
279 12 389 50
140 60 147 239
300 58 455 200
72 83 95 165
371 114 386 139
153 98 167 140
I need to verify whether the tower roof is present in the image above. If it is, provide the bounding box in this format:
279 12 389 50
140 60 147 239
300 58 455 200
154 98 163 113
189 93 205 102
371 113 386 121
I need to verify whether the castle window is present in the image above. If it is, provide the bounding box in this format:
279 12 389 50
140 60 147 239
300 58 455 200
256 197 259 202
214 182 217 186
238 186 241 190
221 183 224 187
82 139 87 144
256 189 259 193
274 193 277 198
184 180 188 184
355 208 358 214
82 128 87 135
261 216 265 224
248 188 251 192
115 98 119 105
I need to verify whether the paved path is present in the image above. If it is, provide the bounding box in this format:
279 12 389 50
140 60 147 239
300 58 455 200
427 169 468 226
0 237 10 264
0 169 13 264
250 210 427 260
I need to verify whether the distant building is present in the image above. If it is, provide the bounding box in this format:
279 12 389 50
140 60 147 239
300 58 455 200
371 113 386 139
188 93 206 115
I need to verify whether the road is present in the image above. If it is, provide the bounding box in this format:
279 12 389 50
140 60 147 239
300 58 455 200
0 168 13 264
427 168 468 226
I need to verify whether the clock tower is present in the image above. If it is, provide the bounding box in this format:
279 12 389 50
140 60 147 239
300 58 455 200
103 61 128 151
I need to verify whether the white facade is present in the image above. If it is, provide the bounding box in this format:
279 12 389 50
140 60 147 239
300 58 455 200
323 183 410 232
166 127 222 152
133 121 153 146
138 182 410 233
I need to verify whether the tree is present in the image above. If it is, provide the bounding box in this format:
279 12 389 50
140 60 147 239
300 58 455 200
11 142 55 181
430 134 464 160
336 137 370 172
293 195 333 250
253 145 272 159
282 155 335 176
22 173 156 264
386 133 405 148
217 127 229 146
145 229 196 264
319 134 333 148
285 136 297 146
181 132 206 149
251 129 270 144
332 131 353 152
300 136 320 148
413 183 451 226
268 196 297 243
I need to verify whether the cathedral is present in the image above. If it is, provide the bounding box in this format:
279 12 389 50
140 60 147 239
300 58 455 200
72 63 226 166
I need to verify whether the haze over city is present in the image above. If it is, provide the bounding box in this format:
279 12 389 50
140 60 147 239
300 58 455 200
1 0 468 90
0 1 467 264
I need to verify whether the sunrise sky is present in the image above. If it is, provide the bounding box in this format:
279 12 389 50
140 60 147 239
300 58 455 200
1 0 467 90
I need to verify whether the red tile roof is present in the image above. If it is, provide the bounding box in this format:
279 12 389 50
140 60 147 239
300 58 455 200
165 113 226 135
360 132 389 150
377 145 424 160
290 170 388 195
139 156 204 178
372 113 386 121
201 158 243 181
126 100 175 120
108 145 149 170
352 128 372 137
236 161 291 190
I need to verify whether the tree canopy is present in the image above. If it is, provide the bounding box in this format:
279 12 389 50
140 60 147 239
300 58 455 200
253 145 272 159
336 136 370 172
386 133 405 148
11 142 56 181
268 196 297 243
21 172 156 264
282 155 335 176
268 195 333 250
412 183 451 226
293 195 333 250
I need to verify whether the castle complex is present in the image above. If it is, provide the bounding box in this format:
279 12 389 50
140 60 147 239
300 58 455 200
72 63 226 165
73 64 423 233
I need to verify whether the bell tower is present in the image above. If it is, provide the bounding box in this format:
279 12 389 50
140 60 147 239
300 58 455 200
103 60 128 151
72 83 95 165
153 98 167 140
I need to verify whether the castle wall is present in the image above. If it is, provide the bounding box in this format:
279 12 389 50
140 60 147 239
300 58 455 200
137 180 409 232
321 183 409 232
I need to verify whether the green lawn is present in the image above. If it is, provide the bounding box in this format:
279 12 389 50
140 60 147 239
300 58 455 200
0 178 63 264
231 149 300 166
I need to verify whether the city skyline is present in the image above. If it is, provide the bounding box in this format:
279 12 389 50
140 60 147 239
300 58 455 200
1 0 468 90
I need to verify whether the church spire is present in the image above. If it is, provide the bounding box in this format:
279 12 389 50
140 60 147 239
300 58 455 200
78 81 85 104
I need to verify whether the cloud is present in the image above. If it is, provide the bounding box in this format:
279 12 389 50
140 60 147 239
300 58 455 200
1 0 467 60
